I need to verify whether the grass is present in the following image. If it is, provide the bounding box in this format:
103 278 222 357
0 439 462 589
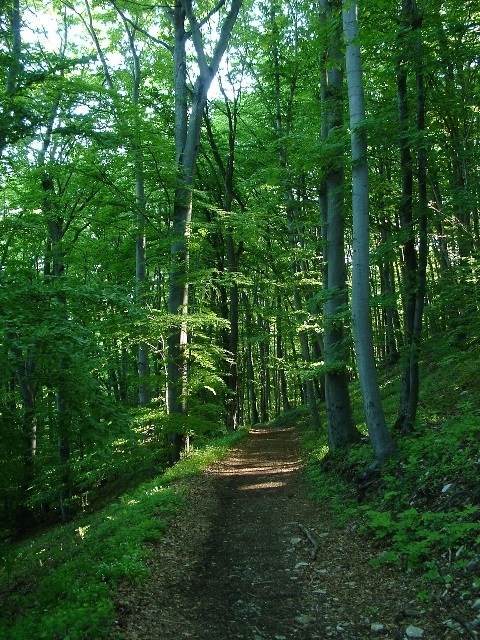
0 428 247 640
3 333 480 636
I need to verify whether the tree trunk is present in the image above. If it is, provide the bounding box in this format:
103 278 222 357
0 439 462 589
130 23 152 408
320 0 358 449
42 172 75 520
343 0 397 463
226 236 240 431
203 92 242 431
405 3 429 432
166 0 242 461
0 0 21 155
395 0 428 435
275 302 292 413
9 340 37 531
243 296 260 425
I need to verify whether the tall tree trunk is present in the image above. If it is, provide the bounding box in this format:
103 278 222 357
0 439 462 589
166 0 242 461
126 18 152 408
243 295 260 425
395 23 416 433
342 0 397 464
203 90 243 432
0 0 21 155
9 340 37 531
379 224 400 364
275 299 292 413
223 91 241 432
5 0 21 96
257 313 271 423
38 101 75 521
405 2 429 432
320 0 358 449
42 173 75 521
394 0 428 435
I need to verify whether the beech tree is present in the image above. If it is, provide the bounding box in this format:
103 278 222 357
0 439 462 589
342 0 396 464
165 0 243 460
1 0 479 531
319 0 359 450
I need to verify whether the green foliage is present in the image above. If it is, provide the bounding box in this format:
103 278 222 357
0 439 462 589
305 341 480 601
161 429 248 483
361 504 479 570
0 429 246 639
0 482 180 639
307 443 370 526
1 0 480 625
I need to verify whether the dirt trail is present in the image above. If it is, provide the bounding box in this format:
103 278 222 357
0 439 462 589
111 426 448 640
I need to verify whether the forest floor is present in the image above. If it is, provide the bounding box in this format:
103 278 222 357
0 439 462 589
109 425 457 640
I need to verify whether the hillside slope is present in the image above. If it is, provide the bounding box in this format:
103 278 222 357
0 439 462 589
110 425 459 640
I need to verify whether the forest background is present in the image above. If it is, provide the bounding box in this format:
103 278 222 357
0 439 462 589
0 0 479 560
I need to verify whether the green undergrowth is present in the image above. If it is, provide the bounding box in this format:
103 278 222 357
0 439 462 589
305 341 480 605
0 429 247 640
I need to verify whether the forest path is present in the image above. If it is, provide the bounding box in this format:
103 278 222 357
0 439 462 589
110 425 446 640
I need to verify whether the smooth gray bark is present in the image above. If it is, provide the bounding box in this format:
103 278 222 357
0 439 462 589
320 0 358 449
343 0 397 463
167 0 242 460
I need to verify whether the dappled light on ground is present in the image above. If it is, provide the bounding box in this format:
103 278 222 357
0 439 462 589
111 425 447 640
237 479 288 490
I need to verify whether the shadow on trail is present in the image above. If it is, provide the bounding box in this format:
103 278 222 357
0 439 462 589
182 425 314 640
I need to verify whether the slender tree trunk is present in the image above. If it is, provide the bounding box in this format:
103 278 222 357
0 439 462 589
9 340 37 531
405 4 429 431
128 21 152 408
275 300 292 413
257 313 271 423
0 0 21 155
203 92 243 431
343 0 397 464
395 41 416 432
5 0 21 95
43 173 75 520
224 94 241 431
378 219 400 364
320 0 358 449
166 0 242 461
243 296 260 425
226 235 240 431
395 0 428 435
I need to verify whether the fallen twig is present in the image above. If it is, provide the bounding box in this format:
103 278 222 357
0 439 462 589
451 613 478 640
297 523 319 560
